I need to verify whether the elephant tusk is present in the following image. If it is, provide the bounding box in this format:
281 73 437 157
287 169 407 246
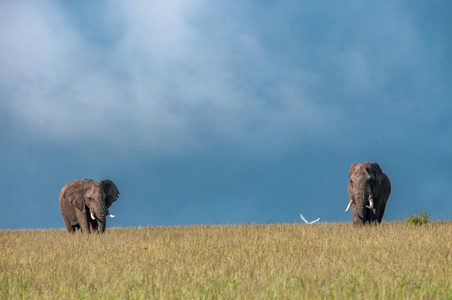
345 199 353 213
90 212 96 220
366 198 374 209
108 213 115 218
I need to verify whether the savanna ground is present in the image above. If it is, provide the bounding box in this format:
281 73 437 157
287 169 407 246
0 222 451 299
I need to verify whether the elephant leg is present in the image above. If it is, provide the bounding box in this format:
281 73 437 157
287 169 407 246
377 201 387 223
63 217 75 233
89 219 98 232
75 210 91 233
367 207 379 223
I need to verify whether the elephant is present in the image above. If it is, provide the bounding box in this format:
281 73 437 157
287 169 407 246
59 179 119 233
345 162 391 225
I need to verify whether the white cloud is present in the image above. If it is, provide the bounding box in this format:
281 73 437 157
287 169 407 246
0 2 80 83
1 1 422 155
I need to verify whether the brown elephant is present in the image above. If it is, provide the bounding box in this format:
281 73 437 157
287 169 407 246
59 179 119 233
345 162 391 225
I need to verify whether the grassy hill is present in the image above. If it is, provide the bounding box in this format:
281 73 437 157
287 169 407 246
1 222 451 299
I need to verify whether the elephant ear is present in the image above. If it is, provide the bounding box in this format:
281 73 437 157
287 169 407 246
100 179 119 208
65 179 91 211
349 164 357 177
369 163 384 189
370 163 383 178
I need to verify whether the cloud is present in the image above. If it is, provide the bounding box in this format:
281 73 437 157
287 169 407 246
0 1 435 156
0 1 341 155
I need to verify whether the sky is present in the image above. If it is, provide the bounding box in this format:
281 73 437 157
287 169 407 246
0 1 451 229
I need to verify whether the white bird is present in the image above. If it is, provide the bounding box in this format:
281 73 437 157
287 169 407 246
300 213 320 224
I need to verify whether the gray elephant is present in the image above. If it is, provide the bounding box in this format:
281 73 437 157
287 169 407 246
345 162 391 225
59 179 119 233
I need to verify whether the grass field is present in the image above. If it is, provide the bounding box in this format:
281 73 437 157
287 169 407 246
1 222 451 299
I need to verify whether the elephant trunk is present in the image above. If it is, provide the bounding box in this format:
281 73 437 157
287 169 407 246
93 212 106 233
345 196 373 213
97 218 106 233
352 190 371 225
90 205 107 233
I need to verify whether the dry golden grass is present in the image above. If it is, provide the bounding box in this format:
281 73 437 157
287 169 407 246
1 222 451 299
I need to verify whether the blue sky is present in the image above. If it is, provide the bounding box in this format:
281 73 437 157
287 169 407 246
1 1 451 229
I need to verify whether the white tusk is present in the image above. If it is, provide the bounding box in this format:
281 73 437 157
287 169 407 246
366 198 374 209
345 199 353 213
90 212 96 220
108 213 115 218
300 213 320 224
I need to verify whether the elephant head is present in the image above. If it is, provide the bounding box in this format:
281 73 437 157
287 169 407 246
59 179 119 233
345 162 391 225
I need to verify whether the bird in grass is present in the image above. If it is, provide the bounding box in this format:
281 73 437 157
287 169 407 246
300 213 320 224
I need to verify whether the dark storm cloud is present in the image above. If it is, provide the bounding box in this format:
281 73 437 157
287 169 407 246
0 1 451 228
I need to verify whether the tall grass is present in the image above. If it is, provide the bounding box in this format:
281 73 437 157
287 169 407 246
1 222 451 299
